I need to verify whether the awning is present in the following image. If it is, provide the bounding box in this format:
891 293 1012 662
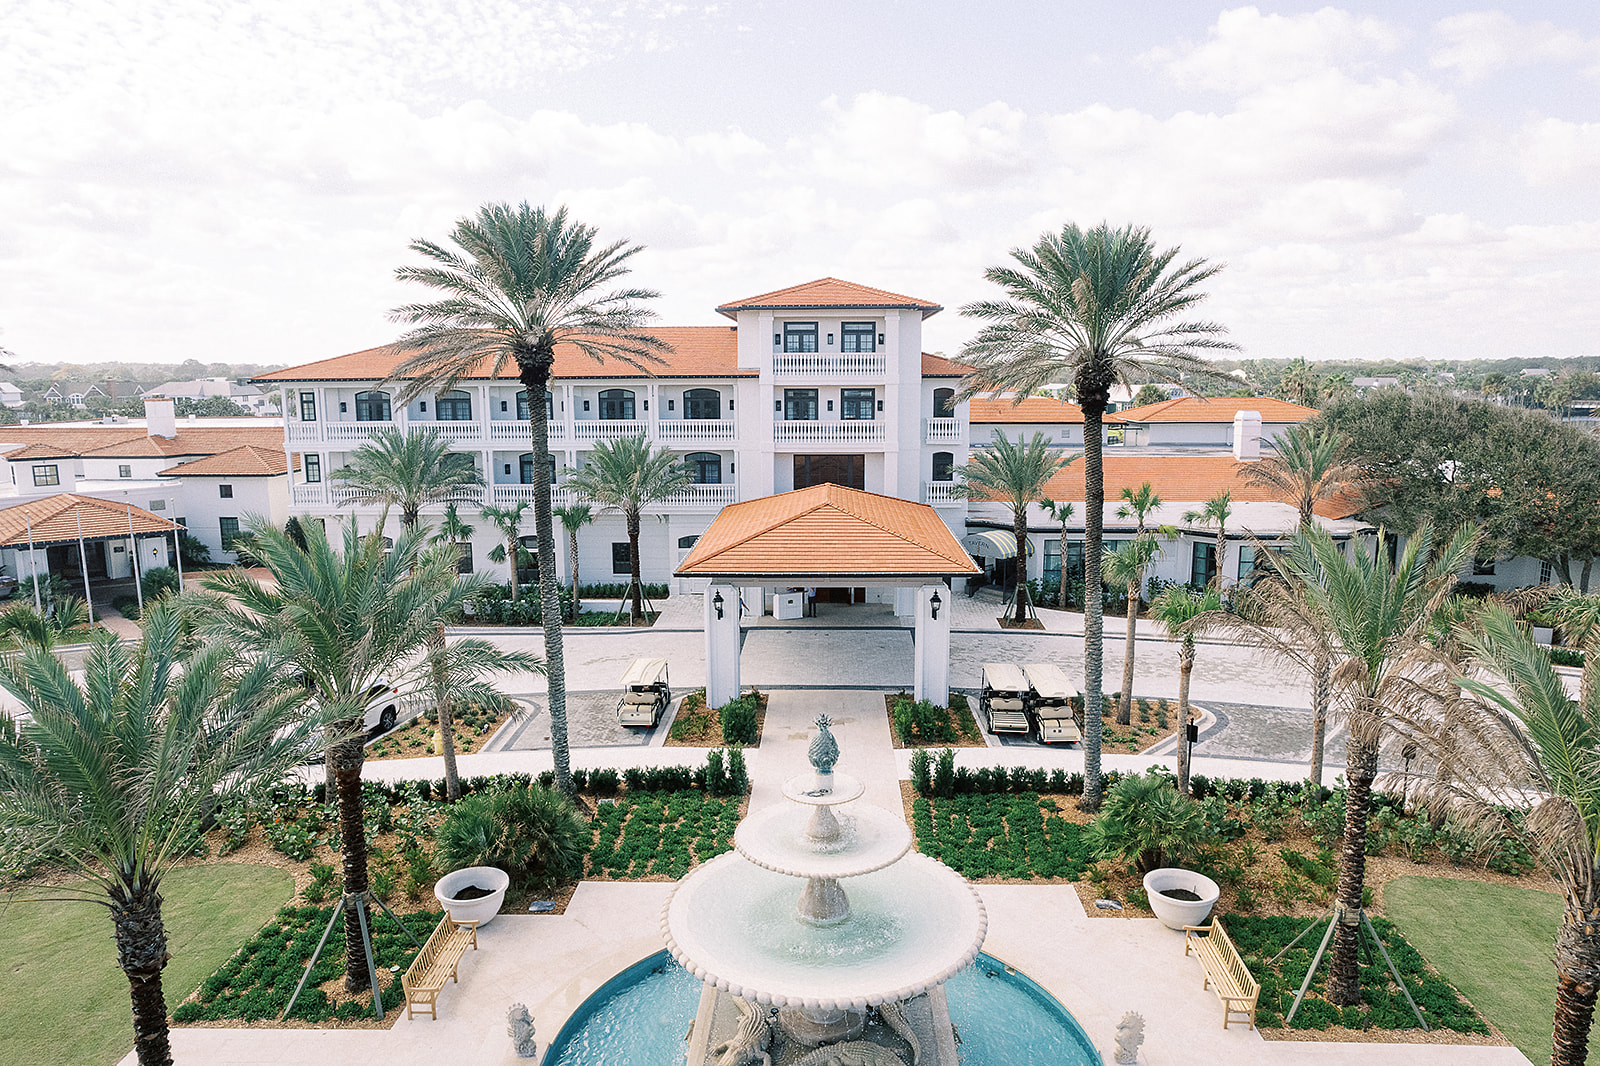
962 529 1032 559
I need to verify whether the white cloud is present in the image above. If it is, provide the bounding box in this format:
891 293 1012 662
1431 11 1600 82
1514 117 1600 186
1149 6 1401 94
811 93 1032 190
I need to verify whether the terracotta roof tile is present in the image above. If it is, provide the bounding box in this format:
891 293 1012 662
677 483 980 577
0 494 176 548
716 277 942 319
969 396 1128 425
920 353 971 378
0 424 284 460
159 445 294 478
1038 455 1361 520
1118 396 1319 423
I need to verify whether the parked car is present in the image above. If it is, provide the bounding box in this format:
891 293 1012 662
616 657 671 727
1023 662 1081 744
978 662 1032 736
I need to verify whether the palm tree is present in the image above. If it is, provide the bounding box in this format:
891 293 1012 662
1042 500 1076 609
1400 605 1600 1066
1183 489 1233 589
387 202 668 797
1243 423 1358 531
191 517 476 991
564 435 689 624
955 430 1072 625
1105 533 1162 726
0 604 312 1066
1149 584 1223 794
958 222 1233 809
554 502 594 621
480 502 532 603
335 426 483 532
1547 588 1600 706
0 596 90 651
1112 481 1170 723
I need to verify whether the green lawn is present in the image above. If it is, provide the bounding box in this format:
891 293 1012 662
0 863 292 1066
1385 875 1562 1066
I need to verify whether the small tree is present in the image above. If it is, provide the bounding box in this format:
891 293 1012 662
554 502 594 621
955 430 1073 624
336 426 483 533
1148 583 1223 793
1104 534 1162 726
1112 481 1171 722
480 502 532 602
1042 500 1076 609
1182 489 1232 589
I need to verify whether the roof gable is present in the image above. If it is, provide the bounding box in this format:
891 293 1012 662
969 396 1128 425
1119 396 1319 423
160 445 292 478
0 494 175 547
716 277 942 319
1037 454 1362 520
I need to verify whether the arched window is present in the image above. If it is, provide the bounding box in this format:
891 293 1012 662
435 390 472 421
683 388 721 420
519 453 557 484
932 452 954 482
516 390 553 421
686 452 721 484
598 389 634 420
354 390 391 422
678 534 700 549
933 388 955 418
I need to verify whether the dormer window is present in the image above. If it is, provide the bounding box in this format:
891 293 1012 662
841 322 875 353
783 322 818 354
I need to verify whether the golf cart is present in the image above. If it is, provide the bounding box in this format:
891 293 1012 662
979 662 1032 736
1023 662 1081 744
617 657 671 727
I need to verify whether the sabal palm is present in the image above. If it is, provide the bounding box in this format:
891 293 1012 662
1183 489 1233 588
190 517 475 990
427 504 479 800
1402 606 1600 1066
335 427 483 531
956 430 1072 625
554 502 594 621
959 222 1233 809
0 604 311 1066
1042 500 1075 609
387 202 667 797
419 628 544 803
1113 481 1167 723
1105 533 1162 726
1244 423 1357 531
481 502 531 602
1149 583 1223 794
564 435 689 623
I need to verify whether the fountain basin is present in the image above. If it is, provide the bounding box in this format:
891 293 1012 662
734 802 912 880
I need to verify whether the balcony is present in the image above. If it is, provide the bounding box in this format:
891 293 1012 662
573 420 645 443
772 353 887 377
292 484 326 506
287 422 322 444
492 484 573 506
772 421 887 446
924 417 961 444
656 484 737 511
488 421 566 444
656 419 735 445
293 483 484 509
426 422 484 445
923 481 962 505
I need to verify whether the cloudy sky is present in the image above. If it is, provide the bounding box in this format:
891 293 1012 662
4 2 1599 367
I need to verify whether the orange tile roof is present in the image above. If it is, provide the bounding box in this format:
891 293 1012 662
1118 396 1319 423
159 445 295 478
677 483 980 577
0 494 176 548
716 277 942 319
920 353 971 378
969 396 1128 425
0 424 285 460
1037 455 1362 520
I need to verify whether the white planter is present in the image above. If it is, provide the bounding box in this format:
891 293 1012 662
1142 868 1220 930
434 865 510 926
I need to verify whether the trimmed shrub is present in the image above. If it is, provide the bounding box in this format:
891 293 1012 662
719 692 761 746
433 785 587 890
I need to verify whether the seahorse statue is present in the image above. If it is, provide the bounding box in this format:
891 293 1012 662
506 1002 537 1058
712 998 773 1066
1113 1010 1145 1065
876 1000 921 1065
789 1041 909 1066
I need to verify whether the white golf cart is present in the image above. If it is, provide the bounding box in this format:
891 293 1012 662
616 657 672 727
979 662 1033 736
1023 662 1081 745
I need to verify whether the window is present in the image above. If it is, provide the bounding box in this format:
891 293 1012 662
220 517 240 551
612 541 632 575
304 455 321 483
1541 560 1554 584
455 542 473 574
841 322 876 353
684 388 721 420
1191 542 1217 588
299 392 316 421
1237 545 1256 580
515 391 553 421
354 390 391 422
435 391 472 421
519 453 556 484
841 388 876 421
597 389 634 420
933 388 956 418
784 389 818 421
118 465 131 479
931 452 954 481
32 465 58 487
678 535 700 550
686 452 721 484
783 322 819 353
219 484 233 499
149 499 166 511
1044 539 1062 588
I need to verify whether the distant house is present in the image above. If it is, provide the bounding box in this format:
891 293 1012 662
41 382 107 408
1522 368 1552 379
0 383 23 408
1115 396 1318 450
143 377 274 415
1352 376 1400 391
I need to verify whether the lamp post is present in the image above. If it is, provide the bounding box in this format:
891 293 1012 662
713 590 724 620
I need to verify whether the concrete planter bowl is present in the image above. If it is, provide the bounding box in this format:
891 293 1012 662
1142 868 1220 930
434 865 510 926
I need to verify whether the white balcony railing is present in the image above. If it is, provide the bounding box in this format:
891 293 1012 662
429 422 484 444
323 422 384 443
287 422 321 444
656 419 735 445
772 421 887 446
772 353 887 377
487 421 566 444
923 481 962 505
657 484 737 510
924 417 961 444
573 420 644 442
492 484 573 506
292 484 326 506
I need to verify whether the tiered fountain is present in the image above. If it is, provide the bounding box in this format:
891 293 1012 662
662 717 986 1066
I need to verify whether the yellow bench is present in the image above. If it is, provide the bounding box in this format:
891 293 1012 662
1184 917 1260 1030
401 915 479 1020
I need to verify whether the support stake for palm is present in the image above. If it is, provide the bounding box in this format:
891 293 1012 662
1270 903 1429 1031
280 890 424 1022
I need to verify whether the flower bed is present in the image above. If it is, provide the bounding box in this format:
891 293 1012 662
665 689 766 747
365 704 513 761
886 692 984 748
909 791 1090 881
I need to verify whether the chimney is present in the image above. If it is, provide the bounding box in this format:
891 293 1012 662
1232 410 1262 460
145 397 176 439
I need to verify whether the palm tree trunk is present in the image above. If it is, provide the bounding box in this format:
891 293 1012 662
1057 519 1069 610
1011 507 1028 625
627 510 644 624
110 873 173 1066
330 729 371 989
1328 733 1379 1006
1214 527 1226 589
1552 902 1600 1066
1078 376 1110 812
1308 649 1330 787
506 530 520 604
568 528 582 621
1118 579 1137 725
521 355 572 795
431 629 460 803
1176 639 1194 795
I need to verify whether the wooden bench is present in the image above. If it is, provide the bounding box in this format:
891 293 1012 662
401 915 479 1020
1184 917 1260 1030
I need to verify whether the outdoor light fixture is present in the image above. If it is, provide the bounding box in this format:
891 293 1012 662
930 589 942 619
826 333 834 346
713 591 725 620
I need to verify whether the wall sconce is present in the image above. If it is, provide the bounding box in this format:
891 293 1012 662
930 589 942 620
878 333 885 344
826 333 834 346
501 400 508 412
773 333 781 347
643 399 649 411
420 401 427 412
339 402 347 413
729 398 735 410
877 400 884 411
826 399 834 411
713 590 725 620
583 400 591 411
775 400 781 412
504 464 511 475
667 399 675 411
